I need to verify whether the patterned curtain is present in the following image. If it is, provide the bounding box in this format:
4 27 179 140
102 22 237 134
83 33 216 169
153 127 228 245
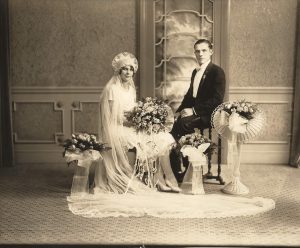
154 0 214 112
0 0 14 167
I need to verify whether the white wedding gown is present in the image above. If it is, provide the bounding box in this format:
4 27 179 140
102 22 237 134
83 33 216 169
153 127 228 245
67 75 275 218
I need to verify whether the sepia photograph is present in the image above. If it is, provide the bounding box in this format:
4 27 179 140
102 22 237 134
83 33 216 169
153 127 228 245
0 0 299 247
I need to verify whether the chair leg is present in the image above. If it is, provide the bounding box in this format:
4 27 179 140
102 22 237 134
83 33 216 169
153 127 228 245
217 136 225 185
203 129 225 185
207 128 213 175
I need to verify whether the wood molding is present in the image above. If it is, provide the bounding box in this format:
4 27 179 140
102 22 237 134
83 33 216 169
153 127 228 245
70 101 99 134
229 87 294 94
12 101 64 144
138 0 155 97
11 86 104 94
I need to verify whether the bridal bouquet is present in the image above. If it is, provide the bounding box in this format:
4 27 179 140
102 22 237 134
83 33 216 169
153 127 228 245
127 97 170 134
220 99 258 120
62 133 110 166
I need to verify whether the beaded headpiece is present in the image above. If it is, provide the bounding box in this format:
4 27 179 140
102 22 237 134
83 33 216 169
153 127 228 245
111 52 138 73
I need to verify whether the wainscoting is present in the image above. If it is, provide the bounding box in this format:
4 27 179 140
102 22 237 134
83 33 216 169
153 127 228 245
12 86 294 164
12 86 103 163
228 86 293 164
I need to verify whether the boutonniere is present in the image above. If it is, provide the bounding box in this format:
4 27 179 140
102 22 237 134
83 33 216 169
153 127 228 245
202 74 206 80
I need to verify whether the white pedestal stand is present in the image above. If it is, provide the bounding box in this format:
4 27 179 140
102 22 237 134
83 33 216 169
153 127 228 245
222 132 249 195
181 160 205 195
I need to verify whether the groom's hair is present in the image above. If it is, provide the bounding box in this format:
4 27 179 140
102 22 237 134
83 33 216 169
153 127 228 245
194 39 213 49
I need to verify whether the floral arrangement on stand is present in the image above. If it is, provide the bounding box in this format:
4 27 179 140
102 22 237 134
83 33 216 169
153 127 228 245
127 97 169 134
211 100 265 195
176 129 215 195
220 99 259 120
62 133 110 167
178 129 216 156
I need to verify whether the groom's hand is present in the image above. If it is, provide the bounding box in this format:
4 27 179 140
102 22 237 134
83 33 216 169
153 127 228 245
181 108 193 118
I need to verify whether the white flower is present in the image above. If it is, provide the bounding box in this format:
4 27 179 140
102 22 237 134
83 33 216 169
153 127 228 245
153 118 160 124
237 107 243 112
225 104 232 109
146 106 154 113
243 106 249 112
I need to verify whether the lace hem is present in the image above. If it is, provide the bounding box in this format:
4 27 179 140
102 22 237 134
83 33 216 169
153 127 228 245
67 193 275 219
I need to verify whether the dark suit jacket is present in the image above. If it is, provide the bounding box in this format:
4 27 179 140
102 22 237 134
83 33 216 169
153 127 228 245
176 62 226 128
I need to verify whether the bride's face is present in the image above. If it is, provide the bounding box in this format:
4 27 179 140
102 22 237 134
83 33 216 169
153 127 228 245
120 65 134 83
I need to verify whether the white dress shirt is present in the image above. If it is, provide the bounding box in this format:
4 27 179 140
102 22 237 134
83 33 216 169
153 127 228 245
192 60 211 98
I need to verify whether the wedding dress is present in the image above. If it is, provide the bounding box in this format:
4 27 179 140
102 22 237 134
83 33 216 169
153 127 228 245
92 75 176 194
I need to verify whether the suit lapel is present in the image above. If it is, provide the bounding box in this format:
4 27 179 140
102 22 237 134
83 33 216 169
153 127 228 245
198 62 212 92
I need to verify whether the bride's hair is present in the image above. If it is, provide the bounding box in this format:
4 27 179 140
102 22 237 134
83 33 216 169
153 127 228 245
119 65 135 75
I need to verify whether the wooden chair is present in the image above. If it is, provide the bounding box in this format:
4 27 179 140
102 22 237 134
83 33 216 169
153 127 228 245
201 128 225 185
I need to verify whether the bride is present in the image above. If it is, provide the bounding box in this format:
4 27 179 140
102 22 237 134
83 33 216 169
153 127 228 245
93 52 180 194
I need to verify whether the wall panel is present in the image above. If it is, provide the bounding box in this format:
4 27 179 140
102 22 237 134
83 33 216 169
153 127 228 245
229 86 293 164
12 87 102 163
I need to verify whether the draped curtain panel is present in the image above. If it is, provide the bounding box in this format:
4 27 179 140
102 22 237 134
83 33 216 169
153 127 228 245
290 2 300 168
0 0 14 167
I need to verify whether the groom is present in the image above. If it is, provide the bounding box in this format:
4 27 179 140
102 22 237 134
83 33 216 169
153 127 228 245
170 38 226 180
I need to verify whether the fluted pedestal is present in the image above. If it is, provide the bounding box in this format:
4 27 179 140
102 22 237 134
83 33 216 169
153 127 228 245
222 176 249 195
181 161 205 195
71 160 92 196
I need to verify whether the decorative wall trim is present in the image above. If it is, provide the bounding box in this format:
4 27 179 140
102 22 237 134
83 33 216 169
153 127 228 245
13 132 64 144
240 151 289 164
71 101 99 134
12 101 64 144
229 86 294 94
246 140 289 144
11 86 104 94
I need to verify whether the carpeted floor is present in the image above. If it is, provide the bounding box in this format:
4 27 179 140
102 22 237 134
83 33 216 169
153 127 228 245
0 162 299 247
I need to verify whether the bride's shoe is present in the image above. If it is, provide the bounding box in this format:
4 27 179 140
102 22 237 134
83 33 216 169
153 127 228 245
156 180 172 192
165 179 182 193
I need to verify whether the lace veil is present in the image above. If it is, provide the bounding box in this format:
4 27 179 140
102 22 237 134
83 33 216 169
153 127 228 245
94 53 148 194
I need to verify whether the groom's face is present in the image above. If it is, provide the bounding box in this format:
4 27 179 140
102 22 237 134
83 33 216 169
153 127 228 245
194 43 213 65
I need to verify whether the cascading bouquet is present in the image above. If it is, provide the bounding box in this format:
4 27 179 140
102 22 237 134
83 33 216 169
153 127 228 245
126 97 174 188
62 133 110 167
127 97 170 134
